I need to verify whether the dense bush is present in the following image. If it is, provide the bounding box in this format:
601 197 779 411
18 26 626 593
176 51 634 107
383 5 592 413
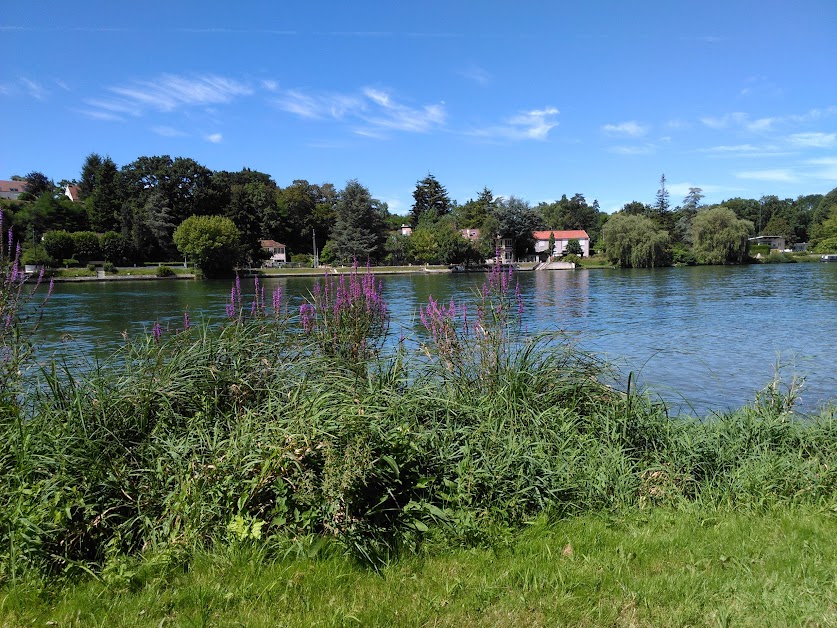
156 265 176 277
71 231 102 263
42 230 74 262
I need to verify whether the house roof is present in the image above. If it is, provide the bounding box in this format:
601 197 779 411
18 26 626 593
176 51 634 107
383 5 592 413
533 230 590 240
64 185 81 202
259 239 286 248
0 180 26 193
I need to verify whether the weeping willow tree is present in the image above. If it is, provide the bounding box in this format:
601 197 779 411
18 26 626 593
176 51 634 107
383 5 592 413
690 206 754 264
601 213 671 268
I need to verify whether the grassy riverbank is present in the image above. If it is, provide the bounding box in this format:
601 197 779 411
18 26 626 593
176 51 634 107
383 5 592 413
2 266 835 623
4 506 835 626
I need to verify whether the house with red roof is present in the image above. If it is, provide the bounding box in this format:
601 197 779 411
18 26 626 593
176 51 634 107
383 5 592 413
533 230 590 259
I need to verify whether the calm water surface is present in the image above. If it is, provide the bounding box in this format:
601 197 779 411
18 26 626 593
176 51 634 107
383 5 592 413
36 264 837 414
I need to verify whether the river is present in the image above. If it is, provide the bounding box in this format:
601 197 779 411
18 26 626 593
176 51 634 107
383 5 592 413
33 263 837 415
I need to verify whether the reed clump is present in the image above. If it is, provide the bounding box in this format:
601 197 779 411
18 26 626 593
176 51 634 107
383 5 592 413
1 260 835 582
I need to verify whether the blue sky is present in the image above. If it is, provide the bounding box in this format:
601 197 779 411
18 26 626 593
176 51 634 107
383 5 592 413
2 1 836 214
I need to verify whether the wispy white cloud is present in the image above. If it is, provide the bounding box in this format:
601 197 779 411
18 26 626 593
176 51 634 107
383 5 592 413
735 168 798 182
54 79 70 92
84 97 143 118
700 107 837 135
805 157 837 180
469 107 559 141
666 119 691 130
205 133 223 143
261 79 279 92
458 65 492 86
608 144 655 156
788 132 836 148
152 125 187 137
700 112 777 132
699 143 787 157
274 86 445 137
602 120 648 137
358 87 445 134
19 77 47 100
85 74 252 120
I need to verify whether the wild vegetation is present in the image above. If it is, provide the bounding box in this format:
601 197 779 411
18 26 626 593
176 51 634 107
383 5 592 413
3 206 837 619
3 159 836 274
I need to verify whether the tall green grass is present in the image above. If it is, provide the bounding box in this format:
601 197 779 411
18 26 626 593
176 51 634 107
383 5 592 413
1 267 836 584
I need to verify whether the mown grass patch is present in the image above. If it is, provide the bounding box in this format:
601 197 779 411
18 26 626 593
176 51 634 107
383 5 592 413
3 506 834 626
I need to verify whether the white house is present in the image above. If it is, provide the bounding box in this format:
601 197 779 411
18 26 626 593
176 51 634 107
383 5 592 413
748 235 786 252
260 240 287 266
533 230 591 259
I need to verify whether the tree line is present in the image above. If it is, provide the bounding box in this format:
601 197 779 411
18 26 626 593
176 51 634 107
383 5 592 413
3 155 836 274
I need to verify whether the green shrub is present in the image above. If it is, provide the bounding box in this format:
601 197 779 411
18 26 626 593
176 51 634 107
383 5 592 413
103 262 117 273
156 265 176 277
21 245 54 268
761 252 797 264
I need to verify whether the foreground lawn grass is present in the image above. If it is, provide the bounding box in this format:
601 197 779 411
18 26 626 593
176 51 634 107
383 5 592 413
4 506 835 627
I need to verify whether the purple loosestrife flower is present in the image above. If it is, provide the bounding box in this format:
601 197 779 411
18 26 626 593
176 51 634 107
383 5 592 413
184 308 191 330
152 320 163 343
272 286 282 317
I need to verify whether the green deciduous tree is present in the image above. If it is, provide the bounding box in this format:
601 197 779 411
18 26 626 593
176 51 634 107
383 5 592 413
810 205 837 253
101 231 131 265
602 214 670 268
761 215 795 245
493 196 542 259
71 231 102 263
42 230 74 263
689 206 753 265
173 215 240 276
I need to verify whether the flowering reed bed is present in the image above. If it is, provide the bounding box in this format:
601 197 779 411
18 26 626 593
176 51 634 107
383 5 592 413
1 260 835 587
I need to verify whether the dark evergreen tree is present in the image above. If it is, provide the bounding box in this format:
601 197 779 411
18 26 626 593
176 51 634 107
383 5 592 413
21 171 53 201
88 158 122 232
331 180 388 263
78 153 103 201
409 174 451 226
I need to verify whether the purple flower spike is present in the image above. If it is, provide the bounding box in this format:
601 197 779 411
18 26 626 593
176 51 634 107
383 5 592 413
184 308 191 330
152 320 163 342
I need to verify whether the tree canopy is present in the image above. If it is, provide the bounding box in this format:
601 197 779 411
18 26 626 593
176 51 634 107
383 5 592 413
410 174 451 226
173 215 240 276
602 213 670 268
690 207 753 265
331 180 388 263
